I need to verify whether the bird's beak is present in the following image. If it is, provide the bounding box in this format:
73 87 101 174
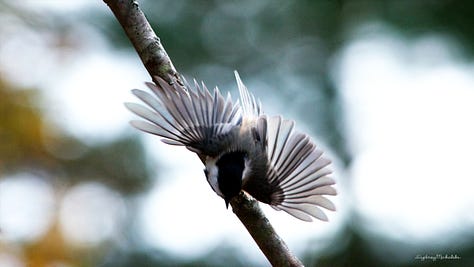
225 199 230 209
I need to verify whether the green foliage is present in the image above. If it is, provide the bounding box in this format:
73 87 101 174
60 135 153 195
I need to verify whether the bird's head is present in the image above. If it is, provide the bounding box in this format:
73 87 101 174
204 151 247 208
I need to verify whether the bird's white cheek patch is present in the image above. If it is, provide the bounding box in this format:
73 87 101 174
242 157 251 183
205 157 223 198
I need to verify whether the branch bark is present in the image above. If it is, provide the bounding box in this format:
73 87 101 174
230 192 304 266
103 0 182 86
103 1 303 266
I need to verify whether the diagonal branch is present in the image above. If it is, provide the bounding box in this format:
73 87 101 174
230 192 304 266
103 1 303 266
103 0 182 86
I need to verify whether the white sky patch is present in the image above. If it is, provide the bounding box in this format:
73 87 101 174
19 0 94 12
0 174 55 243
0 253 24 267
337 34 474 243
59 182 126 246
45 52 149 141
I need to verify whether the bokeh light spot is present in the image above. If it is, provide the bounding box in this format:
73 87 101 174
0 173 55 242
59 182 126 247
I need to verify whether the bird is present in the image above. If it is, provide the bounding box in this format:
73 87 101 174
125 71 336 222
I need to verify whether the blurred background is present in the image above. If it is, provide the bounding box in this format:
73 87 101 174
1 1 473 266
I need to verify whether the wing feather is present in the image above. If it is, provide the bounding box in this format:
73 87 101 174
283 195 336 211
264 115 336 221
280 203 329 222
277 205 314 222
235 71 261 118
126 76 242 154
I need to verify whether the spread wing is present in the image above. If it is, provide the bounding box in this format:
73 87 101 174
125 76 242 155
234 71 262 119
265 115 336 222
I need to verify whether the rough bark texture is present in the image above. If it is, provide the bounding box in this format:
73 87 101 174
103 1 304 266
103 0 183 86
230 192 304 267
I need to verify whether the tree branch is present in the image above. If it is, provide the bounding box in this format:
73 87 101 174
103 0 182 86
103 1 303 266
230 192 304 266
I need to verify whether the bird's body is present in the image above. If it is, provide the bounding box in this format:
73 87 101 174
126 72 336 222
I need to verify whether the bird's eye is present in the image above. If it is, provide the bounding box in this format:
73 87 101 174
203 169 209 177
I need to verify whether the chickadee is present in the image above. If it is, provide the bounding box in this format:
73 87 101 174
125 71 336 222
